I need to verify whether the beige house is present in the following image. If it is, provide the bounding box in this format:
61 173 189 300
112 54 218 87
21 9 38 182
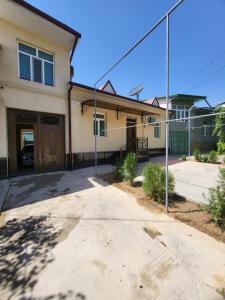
0 0 166 178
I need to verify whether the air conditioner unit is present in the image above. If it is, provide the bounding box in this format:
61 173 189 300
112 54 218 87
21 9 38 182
147 116 156 125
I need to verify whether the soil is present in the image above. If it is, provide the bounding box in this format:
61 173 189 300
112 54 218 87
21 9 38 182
100 173 225 243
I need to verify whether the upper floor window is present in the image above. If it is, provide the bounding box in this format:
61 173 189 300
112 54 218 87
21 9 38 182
93 113 106 137
172 104 189 122
18 42 54 86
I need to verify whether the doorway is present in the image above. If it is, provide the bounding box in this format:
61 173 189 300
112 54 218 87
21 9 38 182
126 117 137 152
17 124 35 174
7 109 65 176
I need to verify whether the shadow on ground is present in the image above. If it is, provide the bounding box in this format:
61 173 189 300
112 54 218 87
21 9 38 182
0 216 62 299
3 169 110 212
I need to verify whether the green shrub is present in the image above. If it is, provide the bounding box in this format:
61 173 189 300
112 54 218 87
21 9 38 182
181 155 187 161
218 141 225 154
114 158 124 181
209 150 218 164
193 149 201 161
123 152 137 185
201 154 209 163
207 168 225 230
142 163 175 204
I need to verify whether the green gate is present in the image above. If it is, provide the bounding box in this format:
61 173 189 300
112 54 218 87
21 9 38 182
169 131 188 154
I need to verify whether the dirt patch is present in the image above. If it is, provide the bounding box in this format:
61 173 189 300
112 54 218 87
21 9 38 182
100 173 225 243
57 218 80 243
93 260 108 273
143 227 161 239
154 262 172 280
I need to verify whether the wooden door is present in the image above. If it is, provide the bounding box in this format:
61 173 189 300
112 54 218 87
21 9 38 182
36 124 64 172
126 118 137 152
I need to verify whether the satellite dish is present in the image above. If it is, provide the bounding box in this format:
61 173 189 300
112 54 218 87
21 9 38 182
128 84 144 100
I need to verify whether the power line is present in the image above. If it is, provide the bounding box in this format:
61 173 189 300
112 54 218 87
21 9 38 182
185 63 225 93
176 49 225 91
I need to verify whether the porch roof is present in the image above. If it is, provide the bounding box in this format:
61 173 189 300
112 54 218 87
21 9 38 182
81 99 159 116
72 82 164 116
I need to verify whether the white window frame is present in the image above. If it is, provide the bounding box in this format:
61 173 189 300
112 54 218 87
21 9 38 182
172 105 189 122
17 41 54 86
154 122 160 138
202 121 212 136
93 112 106 137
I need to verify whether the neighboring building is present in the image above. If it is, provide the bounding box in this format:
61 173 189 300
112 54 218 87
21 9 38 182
215 101 225 108
0 0 167 178
145 94 218 154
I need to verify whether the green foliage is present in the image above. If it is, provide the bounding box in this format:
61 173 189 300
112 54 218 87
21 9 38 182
193 149 201 161
209 150 218 164
181 155 187 161
201 154 209 163
213 107 225 154
123 152 137 186
113 158 124 181
207 168 225 230
142 163 175 204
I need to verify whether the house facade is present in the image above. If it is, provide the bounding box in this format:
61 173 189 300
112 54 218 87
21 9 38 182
148 94 218 154
0 0 167 179
0 0 81 178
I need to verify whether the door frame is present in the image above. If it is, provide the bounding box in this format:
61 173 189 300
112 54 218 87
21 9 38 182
7 108 65 176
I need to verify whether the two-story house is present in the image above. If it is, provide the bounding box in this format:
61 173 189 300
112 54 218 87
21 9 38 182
145 94 218 154
0 0 81 177
0 0 168 179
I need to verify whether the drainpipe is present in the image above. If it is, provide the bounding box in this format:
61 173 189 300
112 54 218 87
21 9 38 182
68 83 73 170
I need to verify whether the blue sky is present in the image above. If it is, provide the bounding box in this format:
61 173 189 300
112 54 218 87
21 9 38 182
27 0 225 105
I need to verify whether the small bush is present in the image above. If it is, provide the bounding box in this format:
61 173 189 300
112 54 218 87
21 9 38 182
218 141 225 154
193 149 201 161
209 150 218 164
142 163 175 204
114 158 124 181
123 152 137 186
201 154 209 163
207 168 225 230
181 155 187 161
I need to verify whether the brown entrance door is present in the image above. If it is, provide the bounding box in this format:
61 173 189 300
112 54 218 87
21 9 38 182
126 118 137 152
35 124 64 172
7 109 65 176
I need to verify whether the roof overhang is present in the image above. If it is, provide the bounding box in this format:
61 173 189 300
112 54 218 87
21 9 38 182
81 99 159 116
71 82 167 116
1 0 81 60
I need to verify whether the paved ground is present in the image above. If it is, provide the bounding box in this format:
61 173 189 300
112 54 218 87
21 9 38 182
137 156 221 204
0 166 225 300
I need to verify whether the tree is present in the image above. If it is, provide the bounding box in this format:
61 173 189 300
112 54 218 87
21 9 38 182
213 107 225 154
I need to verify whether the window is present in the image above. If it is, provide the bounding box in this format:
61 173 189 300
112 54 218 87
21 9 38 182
93 113 106 137
202 120 213 136
18 42 54 86
172 105 189 122
154 122 160 138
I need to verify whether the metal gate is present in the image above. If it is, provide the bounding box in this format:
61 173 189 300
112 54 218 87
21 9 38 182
169 131 188 154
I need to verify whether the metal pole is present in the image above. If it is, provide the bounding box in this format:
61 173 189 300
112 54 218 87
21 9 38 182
94 84 97 175
165 14 170 213
188 105 194 158
188 108 191 158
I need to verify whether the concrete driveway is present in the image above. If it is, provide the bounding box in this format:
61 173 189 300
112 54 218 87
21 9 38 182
137 156 221 204
0 166 225 300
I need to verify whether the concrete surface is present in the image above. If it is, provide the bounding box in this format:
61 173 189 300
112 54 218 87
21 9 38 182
0 179 9 212
0 165 225 300
136 157 221 204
